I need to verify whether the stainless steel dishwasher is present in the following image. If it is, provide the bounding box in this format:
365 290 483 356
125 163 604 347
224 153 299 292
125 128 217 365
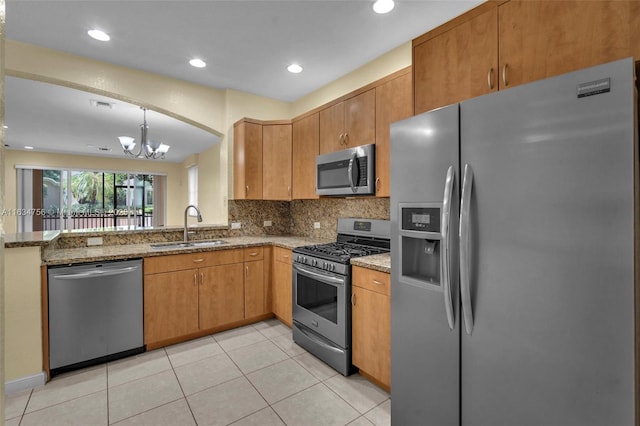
48 259 144 376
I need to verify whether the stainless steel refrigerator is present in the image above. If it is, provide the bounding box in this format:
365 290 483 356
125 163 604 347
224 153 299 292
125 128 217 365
390 58 638 426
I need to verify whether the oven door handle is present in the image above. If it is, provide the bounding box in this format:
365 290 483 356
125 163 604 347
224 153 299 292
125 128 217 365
293 263 345 286
295 324 344 354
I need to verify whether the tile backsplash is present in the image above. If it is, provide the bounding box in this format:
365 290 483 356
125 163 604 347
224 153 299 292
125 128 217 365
289 198 390 240
229 198 389 240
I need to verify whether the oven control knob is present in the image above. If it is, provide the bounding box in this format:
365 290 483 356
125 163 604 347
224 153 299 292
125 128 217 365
330 264 335 271
312 259 317 267
323 262 328 269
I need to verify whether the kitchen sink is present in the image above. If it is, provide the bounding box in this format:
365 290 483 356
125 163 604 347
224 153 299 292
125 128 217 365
150 240 227 250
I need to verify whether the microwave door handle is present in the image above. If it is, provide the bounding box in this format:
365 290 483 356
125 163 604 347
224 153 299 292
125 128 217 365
347 151 358 193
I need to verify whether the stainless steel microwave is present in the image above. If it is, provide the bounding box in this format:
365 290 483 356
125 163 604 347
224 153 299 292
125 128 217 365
316 144 375 196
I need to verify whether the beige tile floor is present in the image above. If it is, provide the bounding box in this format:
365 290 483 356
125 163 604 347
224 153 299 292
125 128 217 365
4 319 390 426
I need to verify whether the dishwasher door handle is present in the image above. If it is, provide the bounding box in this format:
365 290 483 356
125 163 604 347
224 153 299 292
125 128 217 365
51 265 140 280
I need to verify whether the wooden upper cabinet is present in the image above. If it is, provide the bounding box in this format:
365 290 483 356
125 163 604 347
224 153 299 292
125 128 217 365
292 113 320 199
498 0 640 90
262 124 292 200
320 89 376 154
319 102 345 154
233 119 263 200
375 71 413 197
414 7 498 115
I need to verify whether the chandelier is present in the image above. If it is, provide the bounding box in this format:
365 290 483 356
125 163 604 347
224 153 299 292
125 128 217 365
118 107 170 160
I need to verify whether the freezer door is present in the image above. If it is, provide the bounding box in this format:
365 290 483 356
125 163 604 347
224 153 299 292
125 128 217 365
459 58 637 426
390 104 460 426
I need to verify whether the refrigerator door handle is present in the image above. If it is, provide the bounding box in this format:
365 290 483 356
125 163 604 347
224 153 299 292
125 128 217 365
460 163 474 335
441 165 455 330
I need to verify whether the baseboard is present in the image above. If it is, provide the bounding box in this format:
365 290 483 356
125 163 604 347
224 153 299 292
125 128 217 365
5 372 46 394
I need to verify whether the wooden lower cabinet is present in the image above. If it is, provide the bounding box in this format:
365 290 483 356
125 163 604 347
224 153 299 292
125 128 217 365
199 263 245 329
351 266 391 390
244 246 269 318
272 247 293 327
143 248 247 347
144 269 199 344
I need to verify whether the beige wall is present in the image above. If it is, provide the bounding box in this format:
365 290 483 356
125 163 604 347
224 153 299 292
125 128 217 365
4 247 41 383
1 0 5 414
291 42 412 116
6 40 226 135
3 150 186 233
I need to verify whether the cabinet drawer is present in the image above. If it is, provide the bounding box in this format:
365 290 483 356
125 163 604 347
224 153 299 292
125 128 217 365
352 266 390 296
244 246 264 261
274 247 292 264
144 249 243 274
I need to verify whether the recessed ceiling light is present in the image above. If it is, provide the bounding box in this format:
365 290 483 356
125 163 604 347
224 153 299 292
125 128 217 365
189 58 207 68
88 29 111 42
24 146 34 150
287 64 303 74
373 0 395 14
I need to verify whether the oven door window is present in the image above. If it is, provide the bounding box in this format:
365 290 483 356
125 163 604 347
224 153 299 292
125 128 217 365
296 273 338 324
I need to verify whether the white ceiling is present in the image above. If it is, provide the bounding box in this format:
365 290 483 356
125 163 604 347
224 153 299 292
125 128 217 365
4 0 483 162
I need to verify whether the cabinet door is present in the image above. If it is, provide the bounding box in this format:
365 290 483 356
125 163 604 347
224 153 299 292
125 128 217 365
292 113 320 199
245 260 267 318
144 269 199 345
199 263 245 330
233 120 263 200
272 250 292 327
498 0 637 89
263 124 292 200
319 101 346 154
344 89 376 148
414 8 498 114
375 72 413 197
352 286 391 389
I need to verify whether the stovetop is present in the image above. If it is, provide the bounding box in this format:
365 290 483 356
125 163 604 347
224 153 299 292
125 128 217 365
294 241 389 264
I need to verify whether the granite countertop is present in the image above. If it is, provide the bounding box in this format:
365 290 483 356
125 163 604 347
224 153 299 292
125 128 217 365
9 227 388 273
3 230 61 248
351 252 391 273
42 236 326 266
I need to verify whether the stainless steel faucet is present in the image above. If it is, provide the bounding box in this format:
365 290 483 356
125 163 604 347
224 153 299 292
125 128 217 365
184 205 203 242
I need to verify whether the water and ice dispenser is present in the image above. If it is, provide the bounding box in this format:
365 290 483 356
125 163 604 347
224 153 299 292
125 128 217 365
398 203 442 289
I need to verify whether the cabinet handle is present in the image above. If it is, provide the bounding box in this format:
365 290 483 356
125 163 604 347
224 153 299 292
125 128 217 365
351 293 356 306
373 279 384 286
288 186 291 197
502 63 509 87
344 132 349 146
339 133 344 145
249 252 258 257
245 265 248 279
193 273 197 287
192 258 204 263
487 68 494 90
246 185 249 196
200 272 204 285
375 177 380 193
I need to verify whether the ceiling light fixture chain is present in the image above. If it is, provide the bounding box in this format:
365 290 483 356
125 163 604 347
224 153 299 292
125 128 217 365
118 107 170 160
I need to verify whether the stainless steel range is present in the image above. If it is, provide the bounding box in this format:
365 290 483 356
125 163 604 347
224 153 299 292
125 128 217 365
292 218 390 375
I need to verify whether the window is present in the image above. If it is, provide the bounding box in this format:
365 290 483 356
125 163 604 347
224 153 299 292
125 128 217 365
188 165 198 214
17 167 166 232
